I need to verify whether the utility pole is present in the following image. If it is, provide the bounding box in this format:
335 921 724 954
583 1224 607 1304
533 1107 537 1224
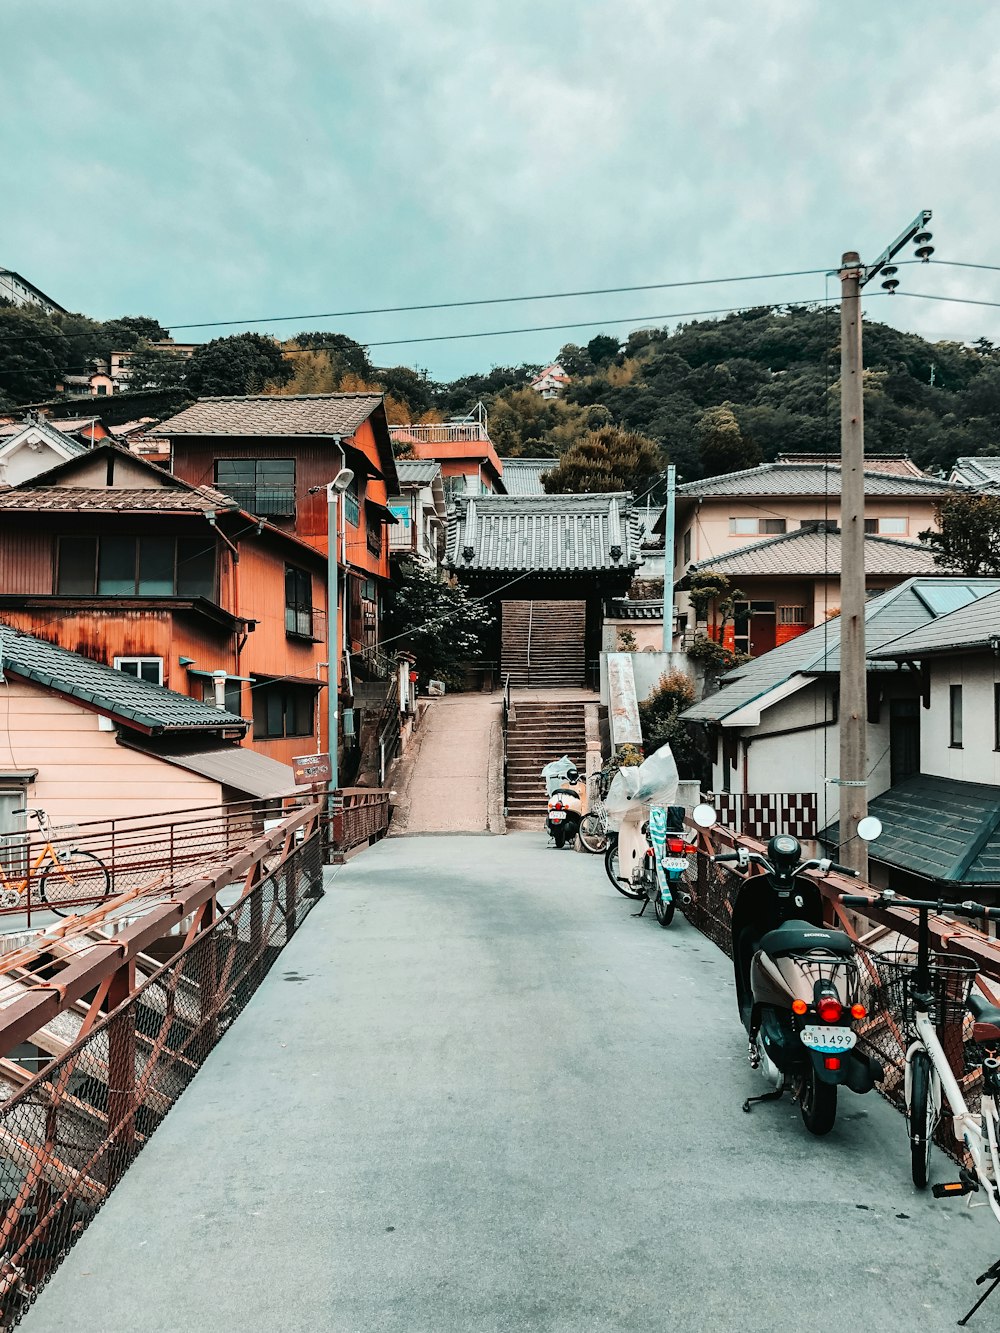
661 465 676 655
836 211 934 876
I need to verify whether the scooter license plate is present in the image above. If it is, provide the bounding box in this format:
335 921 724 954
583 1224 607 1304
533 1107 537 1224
800 1025 857 1053
662 857 688 872
549 812 566 822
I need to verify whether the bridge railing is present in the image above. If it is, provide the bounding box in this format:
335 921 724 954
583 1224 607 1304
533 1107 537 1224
326 788 391 863
0 800 325 1329
688 822 1000 1162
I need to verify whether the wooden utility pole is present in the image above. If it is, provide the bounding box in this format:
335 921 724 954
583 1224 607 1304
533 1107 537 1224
838 252 868 877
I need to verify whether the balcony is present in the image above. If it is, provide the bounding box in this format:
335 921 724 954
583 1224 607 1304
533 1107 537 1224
216 483 296 519
390 422 489 445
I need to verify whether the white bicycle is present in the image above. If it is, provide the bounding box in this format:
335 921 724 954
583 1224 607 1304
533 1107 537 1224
843 889 1000 1324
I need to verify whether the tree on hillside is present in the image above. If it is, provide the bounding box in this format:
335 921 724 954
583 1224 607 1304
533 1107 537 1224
695 403 762 478
486 386 592 457
587 334 621 367
920 495 1000 575
290 332 373 381
186 333 293 397
0 308 68 403
542 424 662 495
124 341 189 391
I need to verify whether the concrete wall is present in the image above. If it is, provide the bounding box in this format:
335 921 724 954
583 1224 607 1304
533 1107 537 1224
922 653 1000 786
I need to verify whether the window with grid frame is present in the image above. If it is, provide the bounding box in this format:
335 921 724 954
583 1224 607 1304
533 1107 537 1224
284 565 313 637
777 605 807 625
343 474 361 527
56 535 216 598
214 459 296 518
728 517 786 535
113 656 163 685
864 516 908 535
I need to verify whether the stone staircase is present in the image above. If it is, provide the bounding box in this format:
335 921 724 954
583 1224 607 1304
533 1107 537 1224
501 600 586 688
505 699 588 825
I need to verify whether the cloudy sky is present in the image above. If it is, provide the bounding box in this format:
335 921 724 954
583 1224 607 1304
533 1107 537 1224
4 0 1000 379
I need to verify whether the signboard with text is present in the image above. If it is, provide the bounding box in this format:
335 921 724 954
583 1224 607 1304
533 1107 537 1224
292 753 333 785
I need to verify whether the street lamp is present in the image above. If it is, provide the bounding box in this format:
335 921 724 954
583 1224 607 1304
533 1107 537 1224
325 467 354 818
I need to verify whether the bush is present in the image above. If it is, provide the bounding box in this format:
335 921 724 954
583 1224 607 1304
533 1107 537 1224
687 634 749 676
616 628 638 651
637 669 706 779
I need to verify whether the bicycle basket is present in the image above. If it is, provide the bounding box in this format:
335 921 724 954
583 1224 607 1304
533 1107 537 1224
874 949 979 1027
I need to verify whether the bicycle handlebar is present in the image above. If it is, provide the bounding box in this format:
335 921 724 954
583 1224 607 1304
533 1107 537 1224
841 890 1000 922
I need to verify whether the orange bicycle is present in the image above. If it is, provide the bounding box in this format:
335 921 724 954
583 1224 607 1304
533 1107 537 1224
0 809 110 917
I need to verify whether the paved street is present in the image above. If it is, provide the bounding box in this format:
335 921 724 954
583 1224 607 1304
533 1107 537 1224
28 833 1000 1333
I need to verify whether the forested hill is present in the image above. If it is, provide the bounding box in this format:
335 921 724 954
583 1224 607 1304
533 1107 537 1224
467 306 1000 482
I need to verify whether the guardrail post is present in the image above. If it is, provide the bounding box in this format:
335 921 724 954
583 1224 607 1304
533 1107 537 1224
106 959 137 1186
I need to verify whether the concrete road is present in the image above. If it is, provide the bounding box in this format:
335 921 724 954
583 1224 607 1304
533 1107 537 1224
27 835 1000 1333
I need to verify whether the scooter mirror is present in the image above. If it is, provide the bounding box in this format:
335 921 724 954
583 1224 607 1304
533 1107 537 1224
857 815 882 843
692 803 717 829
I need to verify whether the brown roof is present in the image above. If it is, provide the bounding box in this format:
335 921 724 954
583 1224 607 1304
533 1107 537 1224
149 393 385 438
683 527 950 579
776 453 927 478
0 485 235 513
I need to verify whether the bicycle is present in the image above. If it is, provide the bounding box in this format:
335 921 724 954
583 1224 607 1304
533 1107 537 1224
0 808 111 917
579 769 614 855
842 888 1000 1324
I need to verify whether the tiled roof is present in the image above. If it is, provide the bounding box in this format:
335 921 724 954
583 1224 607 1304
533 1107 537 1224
445 492 642 574
0 485 235 513
869 588 1000 659
677 462 959 498
777 453 926 477
0 624 248 734
0 418 97 438
149 393 384 438
393 460 441 486
681 577 1000 724
608 599 664 620
950 457 1000 490
821 775 1000 885
498 457 551 496
684 528 947 578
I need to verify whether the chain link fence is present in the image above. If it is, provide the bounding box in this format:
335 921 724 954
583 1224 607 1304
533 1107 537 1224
0 831 323 1328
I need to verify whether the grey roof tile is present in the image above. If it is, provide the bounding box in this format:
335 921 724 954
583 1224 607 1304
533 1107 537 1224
149 393 384 438
445 492 642 574
950 457 1000 490
498 458 551 496
0 624 248 734
393 460 441 486
869 587 1000 659
677 462 960 499
685 528 947 578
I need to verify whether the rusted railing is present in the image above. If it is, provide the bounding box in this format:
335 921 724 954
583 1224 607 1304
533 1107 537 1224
687 823 1000 1162
327 788 391 863
0 798 311 925
0 801 325 1328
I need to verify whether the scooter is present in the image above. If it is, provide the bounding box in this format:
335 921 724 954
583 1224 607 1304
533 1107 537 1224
541 756 584 849
692 804 884 1135
606 803 696 927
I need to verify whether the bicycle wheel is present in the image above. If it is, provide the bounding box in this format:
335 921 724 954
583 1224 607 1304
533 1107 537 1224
40 852 110 917
579 814 610 854
605 840 642 899
908 1048 935 1189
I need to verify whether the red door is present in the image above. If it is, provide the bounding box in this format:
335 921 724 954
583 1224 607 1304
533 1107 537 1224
749 607 776 656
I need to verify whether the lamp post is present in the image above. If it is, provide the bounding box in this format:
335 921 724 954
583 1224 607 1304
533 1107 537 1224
324 466 355 817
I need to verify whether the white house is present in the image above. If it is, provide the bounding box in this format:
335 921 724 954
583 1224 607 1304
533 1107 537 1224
0 417 90 485
388 460 446 568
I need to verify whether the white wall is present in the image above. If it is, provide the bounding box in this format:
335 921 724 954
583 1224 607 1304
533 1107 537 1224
922 654 1000 786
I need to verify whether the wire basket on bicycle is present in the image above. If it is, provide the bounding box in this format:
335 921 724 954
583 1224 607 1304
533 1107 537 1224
874 950 979 1028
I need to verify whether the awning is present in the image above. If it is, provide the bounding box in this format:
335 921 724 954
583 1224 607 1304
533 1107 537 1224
250 674 325 689
126 744 297 798
344 442 384 483
365 497 398 525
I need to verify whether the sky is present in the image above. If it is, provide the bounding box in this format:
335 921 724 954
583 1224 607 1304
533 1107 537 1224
4 0 1000 382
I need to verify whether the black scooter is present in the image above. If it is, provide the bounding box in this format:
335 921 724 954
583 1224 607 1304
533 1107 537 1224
693 805 883 1135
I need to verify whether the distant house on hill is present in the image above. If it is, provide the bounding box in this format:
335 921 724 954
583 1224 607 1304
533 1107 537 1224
529 364 570 398
0 268 65 316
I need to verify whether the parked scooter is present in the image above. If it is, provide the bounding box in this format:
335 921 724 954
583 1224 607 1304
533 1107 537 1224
604 746 694 927
692 804 884 1135
541 756 585 849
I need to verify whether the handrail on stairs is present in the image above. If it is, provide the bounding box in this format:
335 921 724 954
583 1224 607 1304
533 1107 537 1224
526 602 533 678
502 672 511 816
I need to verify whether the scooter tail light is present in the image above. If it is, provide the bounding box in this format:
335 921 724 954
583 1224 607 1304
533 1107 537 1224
791 998 808 1016
851 1002 866 1020
817 997 843 1024
824 1056 841 1071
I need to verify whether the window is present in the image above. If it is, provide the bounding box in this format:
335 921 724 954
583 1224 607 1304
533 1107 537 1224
682 529 691 564
252 681 315 739
57 536 216 599
729 517 786 535
285 566 313 637
343 474 361 527
214 459 295 518
950 683 963 748
778 606 807 625
865 517 908 535
114 657 163 685
201 677 244 716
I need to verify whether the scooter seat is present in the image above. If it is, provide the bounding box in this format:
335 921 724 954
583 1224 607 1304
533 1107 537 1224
969 993 1000 1029
758 920 853 959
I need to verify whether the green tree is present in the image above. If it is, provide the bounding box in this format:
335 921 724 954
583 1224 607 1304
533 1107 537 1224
486 386 591 457
186 333 293 397
637 669 708 780
695 402 762 478
380 559 494 688
123 340 188 391
542 424 662 495
289 332 373 381
586 334 620 367
920 495 1000 575
0 308 68 403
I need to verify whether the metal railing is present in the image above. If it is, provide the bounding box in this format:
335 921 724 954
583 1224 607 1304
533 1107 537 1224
389 422 488 444
0 817 324 1329
502 673 511 816
327 788 391 863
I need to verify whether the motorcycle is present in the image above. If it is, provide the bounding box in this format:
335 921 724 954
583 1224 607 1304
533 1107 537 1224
692 803 884 1135
541 756 584 849
604 746 694 927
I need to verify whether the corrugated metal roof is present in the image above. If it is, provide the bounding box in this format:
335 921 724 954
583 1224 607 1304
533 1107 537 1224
684 528 946 578
869 588 1000 659
394 460 441 486
821 775 1000 884
149 393 384 438
677 462 959 498
681 577 1000 723
0 624 248 734
445 492 642 574
498 458 551 496
134 746 295 796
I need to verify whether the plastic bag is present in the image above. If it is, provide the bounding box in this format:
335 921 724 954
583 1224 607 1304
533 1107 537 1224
540 755 578 796
603 745 679 822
